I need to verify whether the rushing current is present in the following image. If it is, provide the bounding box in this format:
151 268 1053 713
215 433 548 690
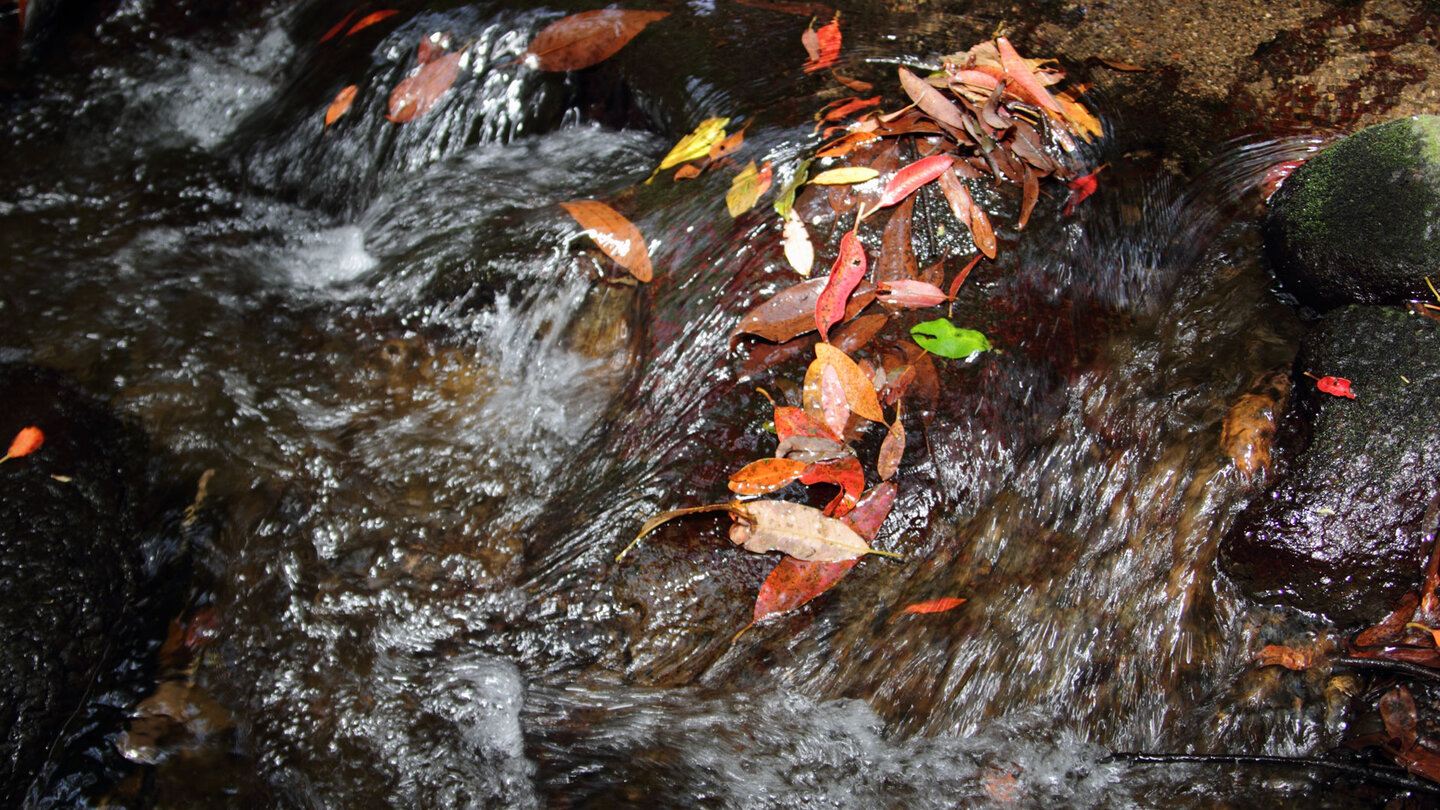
0 0 1377 806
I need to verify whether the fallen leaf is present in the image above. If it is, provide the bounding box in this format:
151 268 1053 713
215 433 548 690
651 116 730 179
1254 643 1320 671
729 458 809 496
416 32 451 65
939 169 996 258
947 254 982 301
774 405 842 443
1381 686 1419 752
831 72 873 92
1355 592 1421 648
815 342 885 422
800 454 865 510
674 164 703 180
813 362 850 438
897 66 969 131
809 166 879 185
1 426 43 464
387 49 464 123
875 196 917 282
1064 166 1104 216
1097 57 1146 71
878 279 949 309
707 124 748 162
995 36 1065 118
324 85 359 130
751 556 857 625
729 499 899 561
863 154 953 220
803 18 841 73
733 277 876 343
523 9 670 71
559 200 654 282
726 161 771 217
1222 371 1290 479
782 210 814 276
843 481 896 539
903 597 967 614
877 403 905 480
1018 164 1038 229
911 318 991 359
815 130 881 160
1316 375 1356 399
320 9 360 43
347 9 398 36
774 158 813 217
816 95 881 128
815 229 866 342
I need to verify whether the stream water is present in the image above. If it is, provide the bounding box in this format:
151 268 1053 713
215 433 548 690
0 0 1386 806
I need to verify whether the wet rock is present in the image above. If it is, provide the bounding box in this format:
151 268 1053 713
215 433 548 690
0 364 153 803
1221 306 1440 625
1263 115 1440 309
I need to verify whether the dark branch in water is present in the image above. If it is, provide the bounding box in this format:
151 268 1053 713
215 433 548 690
1333 656 1440 683
1104 752 1440 795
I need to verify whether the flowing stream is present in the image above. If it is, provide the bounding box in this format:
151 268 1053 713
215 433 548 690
0 0 1375 806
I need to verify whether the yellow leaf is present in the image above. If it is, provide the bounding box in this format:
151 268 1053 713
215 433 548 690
654 116 730 175
726 161 763 217
808 167 879 185
782 210 813 276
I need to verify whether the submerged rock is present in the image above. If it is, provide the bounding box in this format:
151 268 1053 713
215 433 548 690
1263 115 1440 309
1221 306 1440 625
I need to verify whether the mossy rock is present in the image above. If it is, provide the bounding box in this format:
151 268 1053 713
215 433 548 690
1221 305 1440 625
1263 115 1440 309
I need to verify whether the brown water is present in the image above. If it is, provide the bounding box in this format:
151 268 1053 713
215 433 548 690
0 0 1379 806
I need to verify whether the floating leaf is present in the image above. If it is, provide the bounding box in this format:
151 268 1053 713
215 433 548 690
802 454 864 514
813 363 850 437
729 458 808 496
864 154 953 219
814 342 884 422
523 9 670 71
559 200 653 282
832 72 873 92
387 49 464 123
815 230 866 342
708 124 747 162
996 36 1064 118
1 426 43 464
734 277 876 344
875 196 917 283
803 18 841 73
650 116 730 181
1018 164 1038 229
1316 375 1356 399
774 158 812 217
347 9 399 36
324 85 359 130
782 210 814 276
809 167 879 186
1064 166 1104 216
903 597 967 614
774 405 842 443
726 161 771 217
911 318 991 359
939 169 995 259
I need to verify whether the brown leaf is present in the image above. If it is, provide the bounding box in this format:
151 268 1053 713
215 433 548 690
1254 644 1320 671
877 402 904 480
1018 164 1038 230
1381 686 1420 752
558 200 653 282
815 342 885 422
387 49 464 123
968 194 997 258
897 66 968 131
729 500 901 561
733 278 877 344
875 196 917 283
324 84 359 130
1222 370 1290 480
832 311 889 356
1354 592 1421 648
729 458 809 496
523 9 669 71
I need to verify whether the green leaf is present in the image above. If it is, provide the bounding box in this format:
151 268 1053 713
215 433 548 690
910 318 991 359
774 158 812 218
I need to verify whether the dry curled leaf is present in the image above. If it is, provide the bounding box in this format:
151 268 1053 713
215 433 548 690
559 200 653 282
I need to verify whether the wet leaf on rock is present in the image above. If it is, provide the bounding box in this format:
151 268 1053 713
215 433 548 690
911 318 991 360
523 9 670 71
559 200 653 282
387 49 464 123
324 85 359 130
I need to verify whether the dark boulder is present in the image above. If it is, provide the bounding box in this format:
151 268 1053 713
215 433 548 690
0 365 152 804
1221 306 1440 625
1263 115 1440 309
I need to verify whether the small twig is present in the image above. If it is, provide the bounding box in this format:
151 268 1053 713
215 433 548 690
1105 751 1440 795
1332 656 1440 683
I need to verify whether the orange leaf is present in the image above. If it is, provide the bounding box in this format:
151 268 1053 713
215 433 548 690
387 49 464 123
1253 644 1319 671
903 597 967 614
324 85 359 129
320 9 360 43
558 200 654 282
815 342 885 422
774 405 841 443
1018 164 1038 230
877 404 904 480
1 426 43 464
729 458 808 496
523 9 669 72
752 557 856 623
346 9 399 37
802 18 841 73
995 36 1064 117
800 455 865 510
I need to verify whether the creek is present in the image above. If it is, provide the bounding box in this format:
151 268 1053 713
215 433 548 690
0 0 1383 806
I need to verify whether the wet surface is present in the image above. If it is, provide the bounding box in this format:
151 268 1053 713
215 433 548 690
3 0 1440 806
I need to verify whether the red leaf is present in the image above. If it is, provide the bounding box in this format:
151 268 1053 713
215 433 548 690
524 9 669 71
815 230 866 342
878 279 948 309
803 18 841 73
558 200 654 282
733 277 877 344
996 36 1065 117
387 49 464 123
903 597 967 614
1317 375 1356 399
3 426 43 462
729 458 808 496
946 254 983 299
752 557 857 623
841 481 896 540
801 455 865 508
1063 167 1103 216
320 9 360 43
866 154 953 218
417 33 451 66
1018 164 1038 230
774 405 842 443
347 9 399 37
324 85 359 130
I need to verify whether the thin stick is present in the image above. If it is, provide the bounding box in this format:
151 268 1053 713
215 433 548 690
1105 751 1440 795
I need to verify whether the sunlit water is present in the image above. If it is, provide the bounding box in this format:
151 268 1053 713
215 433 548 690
0 0 1366 806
